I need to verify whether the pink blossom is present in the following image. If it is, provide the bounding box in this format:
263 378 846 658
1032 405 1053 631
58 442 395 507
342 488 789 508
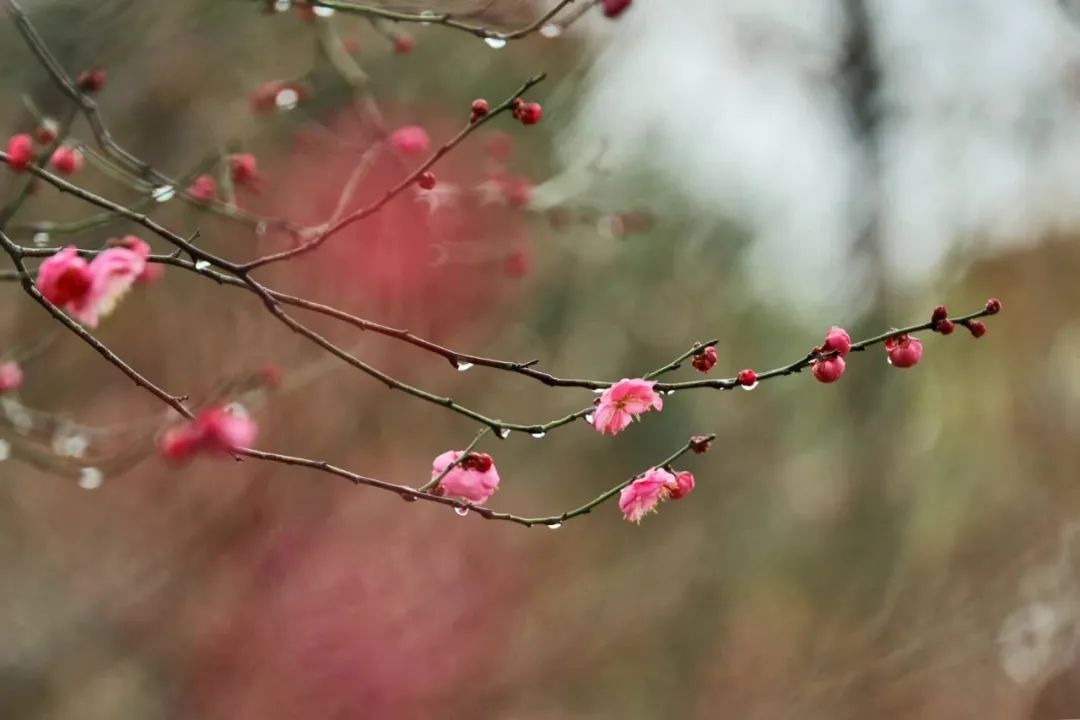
692 346 718 373
823 326 852 357
811 355 846 383
670 471 695 500
230 153 259 186
74 245 147 327
0 361 23 393
36 246 93 308
619 468 677 523
885 334 923 368
49 146 83 176
430 450 500 505
115 235 163 285
187 174 217 202
160 406 257 464
6 134 33 172
592 378 663 436
390 125 430 155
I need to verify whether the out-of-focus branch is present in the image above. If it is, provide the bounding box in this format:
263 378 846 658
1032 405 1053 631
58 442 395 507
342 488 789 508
240 73 547 271
309 0 578 41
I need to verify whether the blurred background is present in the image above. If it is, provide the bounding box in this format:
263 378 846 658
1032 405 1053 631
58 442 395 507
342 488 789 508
0 0 1078 717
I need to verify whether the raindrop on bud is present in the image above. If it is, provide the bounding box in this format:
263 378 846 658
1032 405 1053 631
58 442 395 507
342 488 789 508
740 382 759 391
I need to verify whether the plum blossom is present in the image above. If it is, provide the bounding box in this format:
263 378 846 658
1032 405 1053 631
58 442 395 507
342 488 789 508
885 333 923 368
592 378 663 436
619 467 677 523
159 406 257 464
430 450 500 505
36 245 146 327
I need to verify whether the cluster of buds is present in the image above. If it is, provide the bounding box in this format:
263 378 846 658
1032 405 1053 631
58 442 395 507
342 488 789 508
470 98 489 123
511 99 542 126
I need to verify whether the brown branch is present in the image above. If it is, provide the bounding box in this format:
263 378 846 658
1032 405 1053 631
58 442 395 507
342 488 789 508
239 73 547 270
310 0 577 41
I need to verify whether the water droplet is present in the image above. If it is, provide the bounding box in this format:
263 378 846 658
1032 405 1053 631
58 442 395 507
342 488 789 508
32 231 50 247
274 0 291 11
530 430 546 439
662 389 676 396
0 439 10 462
496 427 511 439
455 361 474 372
539 23 562 38
886 357 893 366
152 185 175 203
454 505 469 516
53 432 88 458
78 466 103 490
547 522 562 529
593 387 607 394
484 37 508 49
740 381 759 391
275 88 299 111
194 260 211 271
419 9 436 25
584 413 595 424
313 5 334 17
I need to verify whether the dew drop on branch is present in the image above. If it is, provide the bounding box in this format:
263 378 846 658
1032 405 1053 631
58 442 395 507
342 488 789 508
151 185 175 203
78 466 103 490
530 430 546 439
484 37 508 49
32 232 49 247
584 413 595 424
419 9 435 25
194 260 211 271
540 23 562 38
455 361 474 372
496 427 511 439
741 381 759 392
546 522 562 529
313 5 334 17
454 506 470 516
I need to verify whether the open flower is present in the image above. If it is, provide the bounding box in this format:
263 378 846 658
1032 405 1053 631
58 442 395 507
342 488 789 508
159 405 257 464
430 450 500 505
36 245 146 327
592 378 663 436
619 468 678 523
